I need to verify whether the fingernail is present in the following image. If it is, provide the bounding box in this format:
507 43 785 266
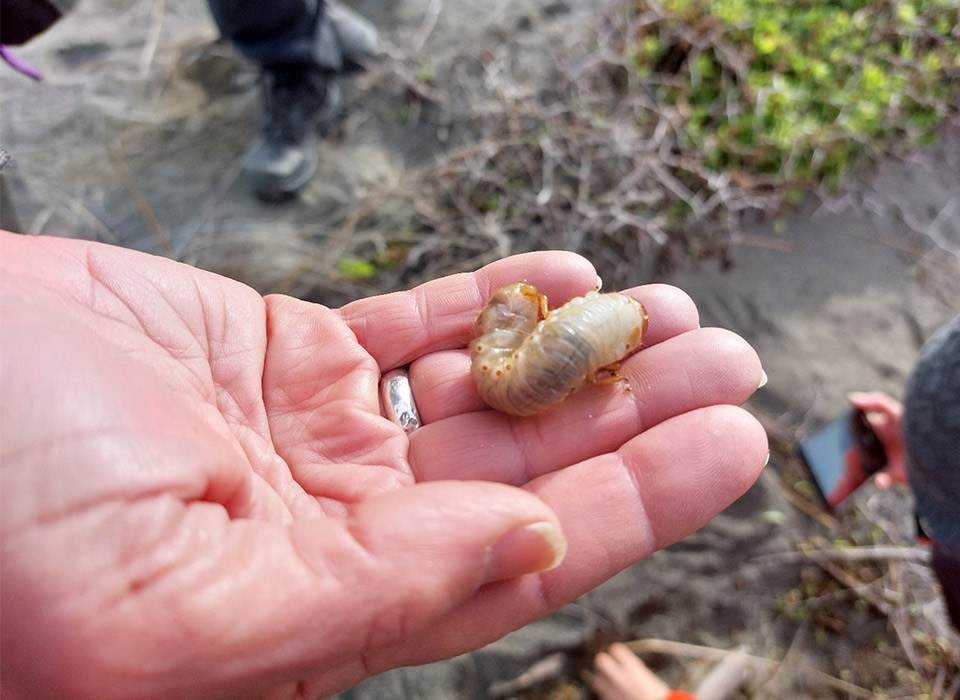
485 521 567 583
764 450 771 467
595 275 603 291
758 369 768 389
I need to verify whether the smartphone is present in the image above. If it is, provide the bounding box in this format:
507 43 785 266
799 409 888 508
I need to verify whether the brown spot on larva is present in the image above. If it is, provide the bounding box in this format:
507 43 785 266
496 370 502 376
482 365 489 371
505 364 512 370
476 344 483 352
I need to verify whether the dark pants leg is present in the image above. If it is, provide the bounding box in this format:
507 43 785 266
932 546 960 631
206 0 340 70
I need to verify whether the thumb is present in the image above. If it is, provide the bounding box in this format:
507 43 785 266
339 479 568 589
292 479 567 644
275 480 568 694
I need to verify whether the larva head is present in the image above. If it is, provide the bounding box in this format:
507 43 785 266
473 282 544 338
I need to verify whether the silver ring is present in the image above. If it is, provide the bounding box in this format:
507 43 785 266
380 369 421 433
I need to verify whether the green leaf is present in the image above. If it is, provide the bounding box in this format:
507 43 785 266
337 258 379 280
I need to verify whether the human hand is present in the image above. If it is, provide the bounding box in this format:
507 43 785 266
847 391 908 488
593 643 671 700
0 232 766 700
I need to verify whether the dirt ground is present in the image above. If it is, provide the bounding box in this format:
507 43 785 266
3 0 959 697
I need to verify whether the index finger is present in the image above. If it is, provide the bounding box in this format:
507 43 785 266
338 252 599 371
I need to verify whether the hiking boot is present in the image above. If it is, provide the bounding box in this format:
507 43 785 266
243 6 377 201
244 64 341 202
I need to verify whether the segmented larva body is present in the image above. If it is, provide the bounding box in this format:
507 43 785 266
471 282 648 416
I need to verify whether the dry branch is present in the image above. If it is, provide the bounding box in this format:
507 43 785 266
756 545 932 567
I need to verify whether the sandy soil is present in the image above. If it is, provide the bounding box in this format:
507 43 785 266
3 0 959 697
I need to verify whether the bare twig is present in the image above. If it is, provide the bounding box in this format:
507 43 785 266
779 486 837 529
106 138 172 254
693 646 752 700
139 0 166 79
751 622 809 700
20 175 118 243
411 0 442 53
755 545 932 567
486 652 567 699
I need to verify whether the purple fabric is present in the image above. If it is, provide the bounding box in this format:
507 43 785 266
0 44 43 80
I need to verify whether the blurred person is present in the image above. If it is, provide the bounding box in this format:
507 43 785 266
205 0 378 200
847 315 960 629
0 0 377 201
0 231 768 700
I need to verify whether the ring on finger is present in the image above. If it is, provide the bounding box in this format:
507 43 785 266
379 368 421 434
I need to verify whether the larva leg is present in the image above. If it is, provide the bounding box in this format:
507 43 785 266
513 282 549 321
537 291 549 320
587 362 632 390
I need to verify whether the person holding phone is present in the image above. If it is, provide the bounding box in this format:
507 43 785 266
848 317 960 629
818 406 895 507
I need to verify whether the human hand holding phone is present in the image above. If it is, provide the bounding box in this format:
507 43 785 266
847 392 908 489
800 393 907 508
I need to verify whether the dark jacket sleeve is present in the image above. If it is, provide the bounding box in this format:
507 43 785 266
0 0 64 45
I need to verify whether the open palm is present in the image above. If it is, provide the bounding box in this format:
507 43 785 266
1 232 766 700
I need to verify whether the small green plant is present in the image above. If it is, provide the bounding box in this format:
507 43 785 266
417 57 437 86
338 0 958 295
337 257 379 280
337 239 414 281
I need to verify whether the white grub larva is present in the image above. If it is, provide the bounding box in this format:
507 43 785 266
470 282 649 416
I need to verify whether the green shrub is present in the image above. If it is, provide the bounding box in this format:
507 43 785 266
629 0 960 189
332 0 959 288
